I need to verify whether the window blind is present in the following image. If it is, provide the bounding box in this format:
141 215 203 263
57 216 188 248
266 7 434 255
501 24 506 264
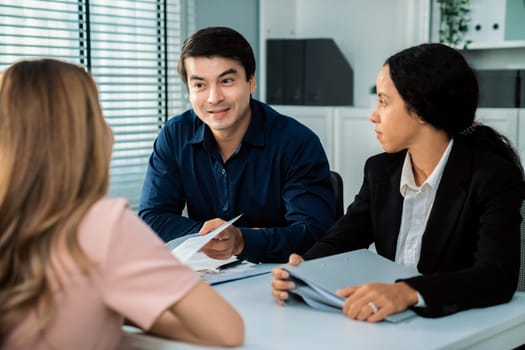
0 0 191 209
0 1 82 65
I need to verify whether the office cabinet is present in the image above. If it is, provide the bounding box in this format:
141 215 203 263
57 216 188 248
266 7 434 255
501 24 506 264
469 0 506 44
273 105 380 209
476 108 519 147
333 108 382 208
432 0 525 48
505 0 525 41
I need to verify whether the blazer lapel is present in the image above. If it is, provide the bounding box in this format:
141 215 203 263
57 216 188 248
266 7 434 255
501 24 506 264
374 154 404 261
418 141 471 272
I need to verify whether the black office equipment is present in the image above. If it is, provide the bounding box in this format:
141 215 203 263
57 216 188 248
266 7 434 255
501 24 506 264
475 69 520 108
266 38 354 106
284 40 305 104
266 40 286 104
518 69 525 108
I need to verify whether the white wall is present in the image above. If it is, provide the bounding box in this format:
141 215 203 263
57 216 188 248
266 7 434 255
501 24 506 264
294 0 410 107
259 0 430 107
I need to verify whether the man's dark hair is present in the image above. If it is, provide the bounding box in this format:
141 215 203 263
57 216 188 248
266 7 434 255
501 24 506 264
177 26 256 87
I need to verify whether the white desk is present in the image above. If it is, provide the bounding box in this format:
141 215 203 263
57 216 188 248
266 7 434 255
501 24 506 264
120 270 525 350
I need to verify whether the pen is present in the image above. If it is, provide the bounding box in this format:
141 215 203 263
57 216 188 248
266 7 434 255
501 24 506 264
217 259 243 271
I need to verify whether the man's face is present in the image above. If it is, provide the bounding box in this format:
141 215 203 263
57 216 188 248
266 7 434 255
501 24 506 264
185 56 256 135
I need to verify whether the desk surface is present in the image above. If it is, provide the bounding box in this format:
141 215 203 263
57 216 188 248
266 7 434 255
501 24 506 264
120 269 525 350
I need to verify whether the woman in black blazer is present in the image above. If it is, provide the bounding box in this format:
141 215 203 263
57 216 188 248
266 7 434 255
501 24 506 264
271 43 525 321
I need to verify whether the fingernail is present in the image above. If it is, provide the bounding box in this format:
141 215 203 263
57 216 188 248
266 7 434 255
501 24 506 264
282 271 289 279
280 292 287 299
290 257 299 264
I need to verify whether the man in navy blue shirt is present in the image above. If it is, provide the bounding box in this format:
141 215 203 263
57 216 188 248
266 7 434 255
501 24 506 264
139 27 335 263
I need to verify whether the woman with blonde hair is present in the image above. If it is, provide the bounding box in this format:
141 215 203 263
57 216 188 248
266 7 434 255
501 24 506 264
0 59 243 349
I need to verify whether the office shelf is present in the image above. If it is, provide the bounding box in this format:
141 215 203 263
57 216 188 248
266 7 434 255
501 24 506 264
464 40 525 50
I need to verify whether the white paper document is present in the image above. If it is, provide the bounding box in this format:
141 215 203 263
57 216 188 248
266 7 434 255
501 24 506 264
168 214 274 285
184 251 239 272
171 214 243 263
176 250 273 285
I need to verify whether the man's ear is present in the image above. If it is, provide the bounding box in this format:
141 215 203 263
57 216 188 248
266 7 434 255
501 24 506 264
249 75 256 94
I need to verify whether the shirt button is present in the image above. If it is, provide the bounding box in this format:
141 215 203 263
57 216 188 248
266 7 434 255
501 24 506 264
223 206 228 211
221 169 226 175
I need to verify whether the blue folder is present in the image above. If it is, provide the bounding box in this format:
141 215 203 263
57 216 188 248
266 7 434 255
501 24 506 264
283 249 420 323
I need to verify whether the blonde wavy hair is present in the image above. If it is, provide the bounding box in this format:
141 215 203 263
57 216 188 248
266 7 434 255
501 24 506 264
0 59 111 344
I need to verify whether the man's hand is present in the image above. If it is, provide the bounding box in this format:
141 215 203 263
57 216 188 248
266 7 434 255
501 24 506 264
199 218 244 259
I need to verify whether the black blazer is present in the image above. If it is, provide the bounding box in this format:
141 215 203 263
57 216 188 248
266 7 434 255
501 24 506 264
304 139 523 317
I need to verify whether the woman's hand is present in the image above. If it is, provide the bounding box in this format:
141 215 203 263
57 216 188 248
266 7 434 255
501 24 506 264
336 281 419 322
271 254 304 305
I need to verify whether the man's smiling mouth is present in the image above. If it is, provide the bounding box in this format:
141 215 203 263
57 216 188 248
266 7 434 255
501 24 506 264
208 107 231 115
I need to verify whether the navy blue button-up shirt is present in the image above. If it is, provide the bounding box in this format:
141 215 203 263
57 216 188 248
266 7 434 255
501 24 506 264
139 99 335 263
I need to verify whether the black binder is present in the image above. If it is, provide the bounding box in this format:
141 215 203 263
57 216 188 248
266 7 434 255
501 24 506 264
284 40 305 105
475 69 519 108
266 40 286 104
518 69 525 108
266 38 353 106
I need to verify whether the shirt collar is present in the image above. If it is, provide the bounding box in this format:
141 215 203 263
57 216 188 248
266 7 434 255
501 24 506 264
242 100 265 147
400 138 454 196
187 110 206 145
